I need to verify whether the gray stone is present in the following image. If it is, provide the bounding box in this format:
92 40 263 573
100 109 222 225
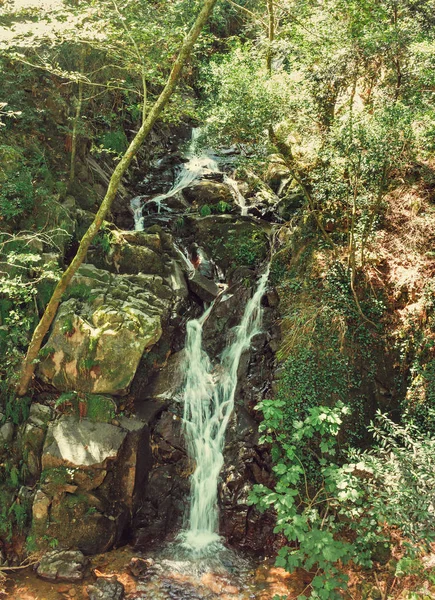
37 550 88 582
0 422 13 445
28 403 52 427
143 351 185 400
187 270 219 302
87 576 124 600
166 260 189 300
17 404 52 478
32 489 51 522
42 416 127 469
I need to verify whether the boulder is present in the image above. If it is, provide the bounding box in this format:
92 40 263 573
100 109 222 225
31 415 150 555
190 215 270 273
187 270 220 302
264 154 292 195
276 191 305 220
38 264 165 395
37 550 88 582
42 416 127 470
183 180 233 207
18 403 52 478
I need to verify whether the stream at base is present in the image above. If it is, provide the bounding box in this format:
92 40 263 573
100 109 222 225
5 545 305 599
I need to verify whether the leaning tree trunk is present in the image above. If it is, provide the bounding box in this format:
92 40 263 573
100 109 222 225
266 0 275 75
17 0 219 396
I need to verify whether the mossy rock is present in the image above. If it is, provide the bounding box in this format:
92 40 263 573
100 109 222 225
191 215 270 271
183 180 233 207
38 265 165 395
32 490 120 555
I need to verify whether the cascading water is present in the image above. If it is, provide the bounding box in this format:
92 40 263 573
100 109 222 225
131 129 219 230
131 129 249 230
179 267 270 554
131 195 145 231
223 173 248 217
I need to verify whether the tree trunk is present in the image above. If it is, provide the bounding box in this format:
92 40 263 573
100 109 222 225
17 0 219 396
266 0 275 74
69 50 85 185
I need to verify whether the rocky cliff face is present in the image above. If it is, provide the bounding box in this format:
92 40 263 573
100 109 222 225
10 137 284 558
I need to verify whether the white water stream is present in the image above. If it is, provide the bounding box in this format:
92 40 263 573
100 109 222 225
131 129 248 230
224 174 248 217
179 267 270 554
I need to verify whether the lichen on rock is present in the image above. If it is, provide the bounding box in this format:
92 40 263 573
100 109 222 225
38 264 167 395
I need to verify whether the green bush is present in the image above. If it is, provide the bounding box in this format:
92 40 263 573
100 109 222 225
0 168 34 222
98 129 128 155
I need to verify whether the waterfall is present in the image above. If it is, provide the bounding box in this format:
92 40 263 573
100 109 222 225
223 174 248 216
131 129 219 230
131 129 249 230
179 267 270 554
131 195 145 231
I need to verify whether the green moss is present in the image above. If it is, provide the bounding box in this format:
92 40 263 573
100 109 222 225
200 204 212 216
98 129 128 155
41 466 74 486
208 229 269 269
60 315 75 335
85 395 115 423
38 346 55 360
63 283 93 301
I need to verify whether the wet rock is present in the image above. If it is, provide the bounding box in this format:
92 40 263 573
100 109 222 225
187 270 220 302
183 181 233 207
37 550 88 582
128 557 154 579
143 351 185 400
153 411 185 462
87 576 124 600
132 461 190 548
202 281 252 357
165 260 189 301
164 194 190 211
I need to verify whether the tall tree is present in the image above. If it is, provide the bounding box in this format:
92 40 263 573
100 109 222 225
16 0 219 396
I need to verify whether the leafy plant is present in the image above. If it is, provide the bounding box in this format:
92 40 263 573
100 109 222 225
200 204 212 217
216 200 231 213
60 316 75 336
250 403 357 599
